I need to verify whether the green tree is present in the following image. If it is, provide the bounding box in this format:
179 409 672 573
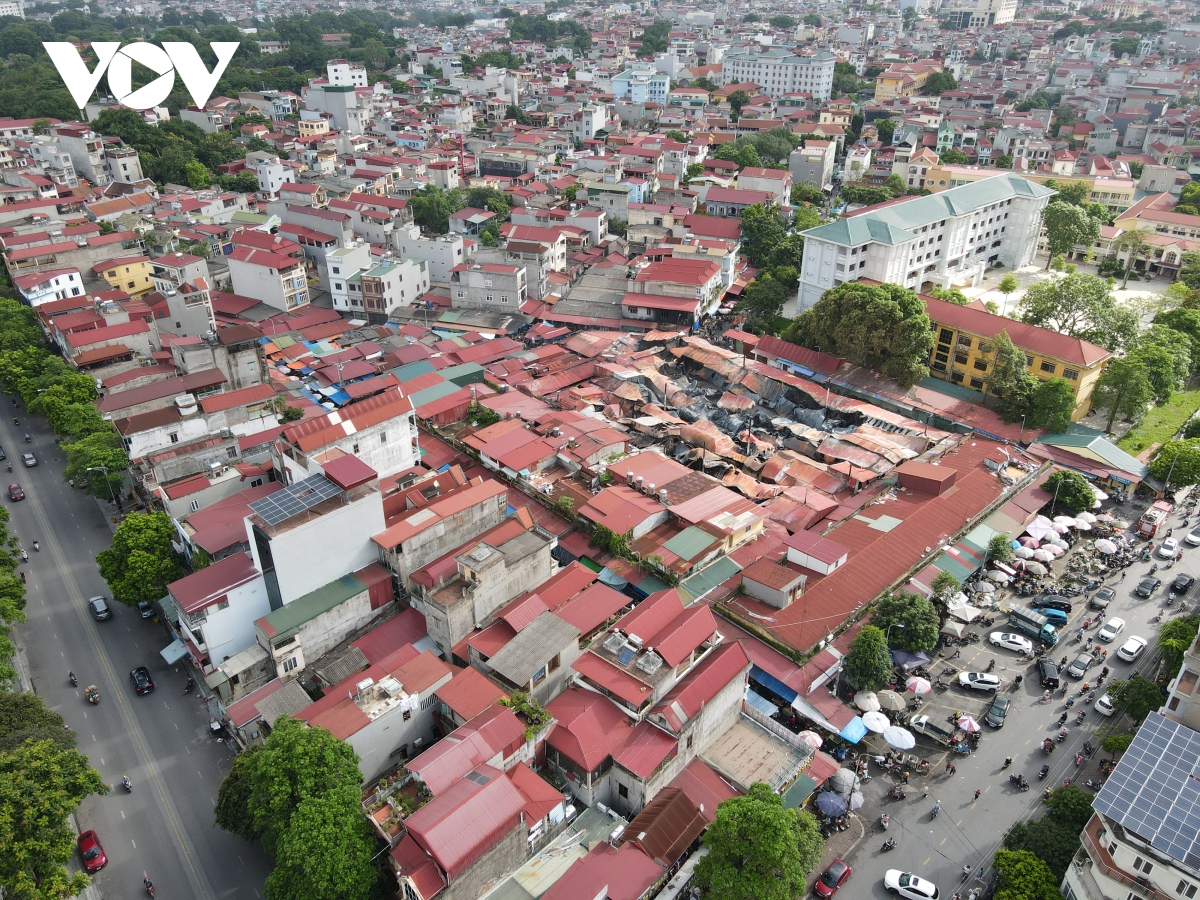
1150 440 1200 488
1180 251 1200 291
1114 227 1153 289
1041 200 1102 269
803 13 823 26
726 89 751 118
1159 616 1200 679
265 789 378 900
0 691 75 753
361 38 388 69
876 118 896 145
1135 326 1193 401
984 330 1030 407
1107 673 1165 722
737 277 789 333
928 285 970 305
844 625 892 691
739 204 787 268
665 130 687 142
790 182 824 205
505 104 532 126
95 512 184 607
988 532 1015 565
769 14 797 28
1041 470 1096 513
685 163 705 182
1102 732 1134 755
1093 356 1154 432
409 185 463 234
923 71 958 94
870 590 940 652
992 850 1062 900
882 173 907 197
0 738 107 900
995 154 1014 168
1027 377 1076 433
607 218 627 238
783 281 934 387
1154 307 1200 365
1018 272 1138 352
940 148 969 165
693 783 824 900
997 273 1019 308
1045 179 1093 207
62 432 128 500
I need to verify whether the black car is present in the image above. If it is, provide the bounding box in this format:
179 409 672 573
1038 658 1060 689
87 596 112 621
130 666 154 695
984 694 1010 728
1036 594 1073 613
1172 574 1195 594
1091 587 1115 610
1135 577 1162 598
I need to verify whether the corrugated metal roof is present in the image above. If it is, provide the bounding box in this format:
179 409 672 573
678 557 742 604
613 721 677 780
257 573 365 641
663 526 721 562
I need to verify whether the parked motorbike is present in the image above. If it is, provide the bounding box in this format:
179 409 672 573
888 786 907 801
1085 779 1104 791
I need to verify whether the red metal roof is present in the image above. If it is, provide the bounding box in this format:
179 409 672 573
540 843 664 900
322 454 378 490
389 837 446 900
613 721 677 779
616 589 684 644
198 383 278 413
167 551 260 615
651 642 751 734
350 607 427 663
546 687 634 772
667 758 741 822
569 652 653 710
434 666 507 722
652 605 718 667
508 761 563 824
555 582 630 636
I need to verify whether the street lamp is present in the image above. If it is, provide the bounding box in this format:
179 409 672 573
886 623 905 646
86 466 118 511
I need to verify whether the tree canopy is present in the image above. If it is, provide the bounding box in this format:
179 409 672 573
992 850 1063 900
870 590 940 652
1093 356 1154 432
1150 440 1200 488
1107 674 1165 722
95 511 185 607
1042 470 1096 513
1042 201 1103 268
1159 616 1200 680
782 282 933 387
1027 377 1076 433
844 625 892 691
1018 272 1138 352
693 782 824 900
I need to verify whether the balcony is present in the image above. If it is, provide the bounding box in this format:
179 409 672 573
1080 817 1172 900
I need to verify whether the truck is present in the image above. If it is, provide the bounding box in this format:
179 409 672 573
907 715 958 747
1139 500 1173 538
1008 604 1059 646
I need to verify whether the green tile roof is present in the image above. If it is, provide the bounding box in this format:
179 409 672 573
440 363 485 386
408 378 462 409
259 573 366 644
1036 432 1148 477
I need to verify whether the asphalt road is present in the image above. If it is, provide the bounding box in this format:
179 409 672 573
849 511 1179 900
2 406 271 900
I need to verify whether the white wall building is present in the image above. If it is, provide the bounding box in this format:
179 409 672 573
722 48 836 101
795 173 1055 310
612 66 670 105
166 552 271 674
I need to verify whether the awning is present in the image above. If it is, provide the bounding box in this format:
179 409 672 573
782 774 817 808
838 716 868 744
160 639 189 665
746 689 779 717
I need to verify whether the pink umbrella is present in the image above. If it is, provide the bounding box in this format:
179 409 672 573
796 730 824 750
957 716 981 733
906 676 932 694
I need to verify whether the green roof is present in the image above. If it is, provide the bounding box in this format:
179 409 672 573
392 360 436 382
678 556 742 603
260 573 366 645
803 174 1057 248
408 378 462 409
1036 432 1148 477
440 362 485 386
664 525 720 561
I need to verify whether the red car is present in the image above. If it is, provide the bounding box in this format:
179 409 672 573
77 830 107 873
814 859 851 898
7 483 23 501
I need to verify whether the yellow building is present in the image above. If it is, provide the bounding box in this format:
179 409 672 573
874 61 942 102
297 118 330 138
91 255 154 298
922 164 1137 213
925 295 1111 421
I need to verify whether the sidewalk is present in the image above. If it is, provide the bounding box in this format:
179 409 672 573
809 811 866 890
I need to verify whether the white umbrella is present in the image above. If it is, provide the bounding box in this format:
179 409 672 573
1044 544 1065 558
849 790 866 810
862 711 890 732
1092 488 1109 501
1054 516 1078 527
1076 511 1099 524
1095 513 1115 523
906 676 932 694
1052 522 1070 534
1033 549 1055 562
877 690 907 712
1075 520 1093 531
973 581 996 593
883 726 916 750
854 691 881 712
1048 536 1070 548
988 571 1011 583
796 730 824 750
1026 562 1048 576
1094 539 1118 554
1014 546 1035 559
829 768 857 792
957 715 981 733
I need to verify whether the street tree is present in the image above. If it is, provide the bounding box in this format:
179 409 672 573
1139 323 1194 383
1041 201 1102 270
693 782 824 900
876 118 896 145
95 511 184 607
988 533 1015 565
1102 732 1133 755
992 850 1062 900
63 432 129 501
0 691 75 753
930 571 961 613
783 281 934 387
0 738 106 900
1158 616 1200 679
1093 356 1154 432
1150 440 1200 488
1041 470 1096 513
985 330 1030 403
997 273 1020 309
1154 307 1200 365
1026 377 1076 433
1018 272 1139 352
870 590 940 652
1114 227 1153 289
844 625 892 691
1108 674 1165 722
264 789 378 900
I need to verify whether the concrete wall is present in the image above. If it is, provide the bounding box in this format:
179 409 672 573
440 822 529 900
350 687 449 780
268 588 383 680
424 595 475 659
742 578 792 609
392 492 509 581
470 543 554 631
301 414 418 479
179 575 271 671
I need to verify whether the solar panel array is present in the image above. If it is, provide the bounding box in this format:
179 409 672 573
1092 712 1200 869
249 474 343 527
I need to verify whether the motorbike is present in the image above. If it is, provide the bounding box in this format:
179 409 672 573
23 433 29 443
880 814 890 831
1168 592 1178 606
888 786 907 801
882 838 897 852
1086 691 1096 704
931 802 941 819
85 685 99 704
1002 756 1014 769
1083 741 1095 757
1043 739 1055 754
1077 709 1088 723
68 671 77 687
19 549 27 562
1008 773 1030 791
1065 697 1075 708
31 541 38 552
986 659 996 673
184 677 196 695
1058 728 1070 743
1039 763 1051 780
1085 779 1104 791
1057 712 1069 726
122 776 131 792
1075 751 1085 767
144 878 154 897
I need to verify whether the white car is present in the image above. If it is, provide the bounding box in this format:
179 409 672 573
1098 617 1126 643
1117 636 1148 662
1187 527 1200 547
958 672 1002 692
885 870 940 900
989 632 1034 654
1095 693 1116 717
1160 538 1180 559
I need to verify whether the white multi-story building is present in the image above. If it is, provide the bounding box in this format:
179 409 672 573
941 0 1018 28
721 48 836 101
795 173 1055 310
227 246 310 312
0 0 24 17
612 66 670 105
326 59 368 87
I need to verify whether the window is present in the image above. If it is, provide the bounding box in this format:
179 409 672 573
281 656 299 673
189 499 201 512
1040 361 1057 375
939 328 953 344
352 443 360 454
618 783 628 799
1177 881 1197 898
227 447 237 459
402 708 411 721
1134 858 1153 875
1025 356 1035 367
970 376 985 389
215 599 229 612
548 653 560 673
380 432 387 444
169 432 179 444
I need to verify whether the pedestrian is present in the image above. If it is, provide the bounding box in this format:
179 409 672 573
902 771 910 784
950 763 957 776
977 867 984 880
974 789 981 801
946 760 953 773
962 866 971 882
18 571 24 583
